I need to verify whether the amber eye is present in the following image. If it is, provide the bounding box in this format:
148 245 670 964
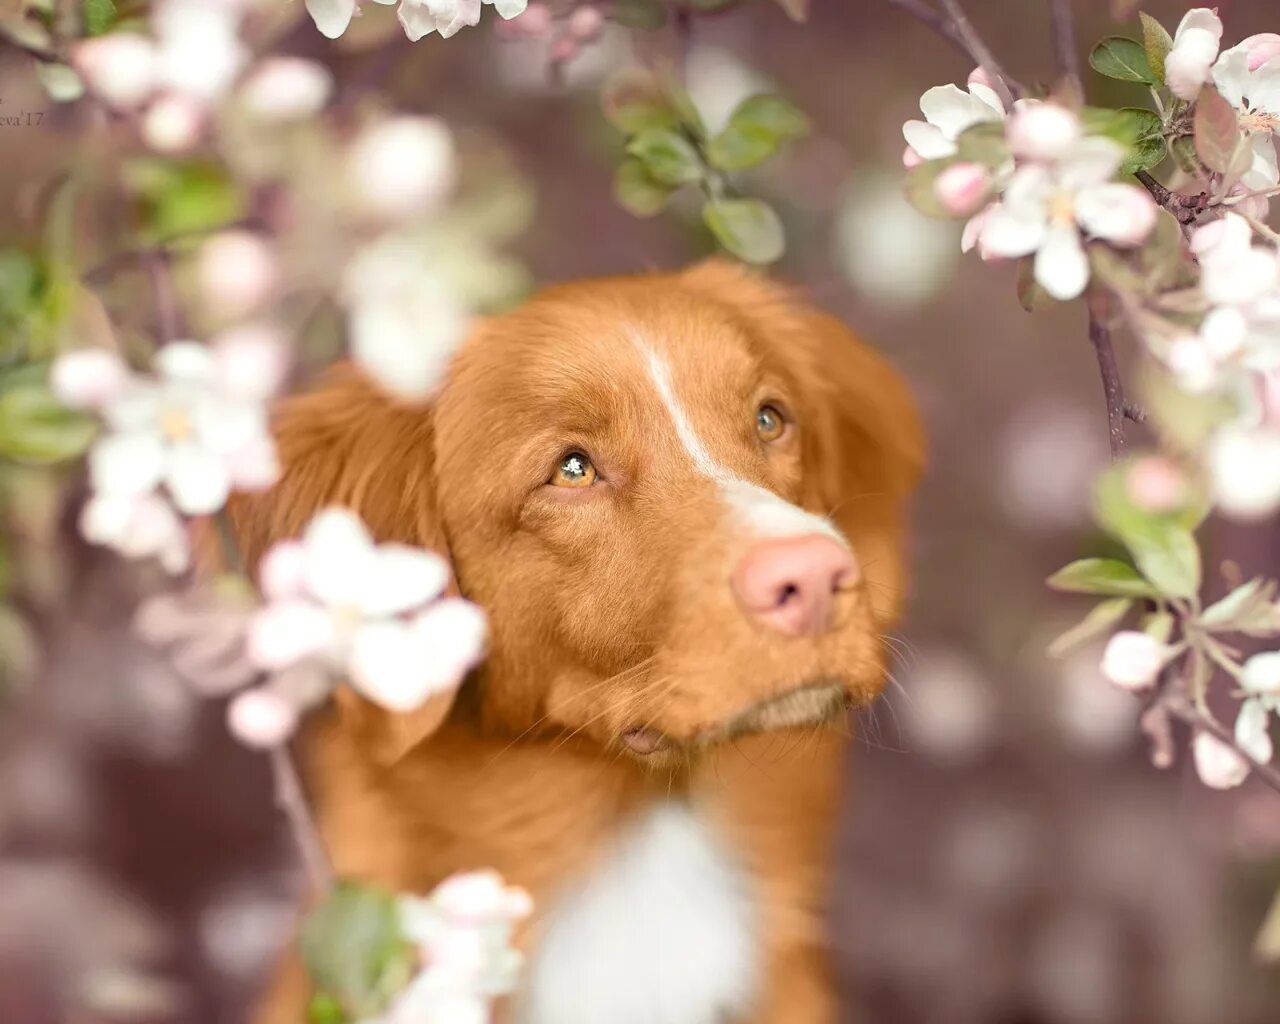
551 451 598 488
755 404 786 443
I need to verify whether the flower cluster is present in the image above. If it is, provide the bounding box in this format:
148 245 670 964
305 0 528 41
53 337 285 573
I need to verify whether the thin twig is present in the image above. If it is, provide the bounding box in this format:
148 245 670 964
885 0 1024 103
1048 0 1082 97
1087 312 1131 459
1165 699 1280 796
935 0 1016 109
270 745 335 891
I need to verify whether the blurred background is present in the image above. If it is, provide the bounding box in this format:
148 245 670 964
2 0 1280 1021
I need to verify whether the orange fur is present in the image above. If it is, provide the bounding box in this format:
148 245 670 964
233 261 923 1023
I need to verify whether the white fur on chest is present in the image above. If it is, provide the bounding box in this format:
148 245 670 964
515 802 758 1024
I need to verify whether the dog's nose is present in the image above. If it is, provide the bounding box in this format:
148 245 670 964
731 535 858 636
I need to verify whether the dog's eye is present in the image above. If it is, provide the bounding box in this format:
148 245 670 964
756 404 786 443
551 451 598 488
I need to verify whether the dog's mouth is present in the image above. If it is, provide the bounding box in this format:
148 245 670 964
620 681 851 758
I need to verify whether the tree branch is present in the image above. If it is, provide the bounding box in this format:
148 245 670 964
1048 0 1082 97
270 745 335 891
1087 312 1132 459
1135 170 1211 226
885 0 1024 103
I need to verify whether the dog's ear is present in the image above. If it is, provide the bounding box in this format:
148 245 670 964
680 260 925 625
228 362 456 764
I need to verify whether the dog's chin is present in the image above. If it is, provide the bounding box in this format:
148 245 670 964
616 680 856 767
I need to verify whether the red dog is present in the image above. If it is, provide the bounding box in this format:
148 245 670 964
233 260 923 1023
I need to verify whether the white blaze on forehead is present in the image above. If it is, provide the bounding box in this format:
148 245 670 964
629 329 849 548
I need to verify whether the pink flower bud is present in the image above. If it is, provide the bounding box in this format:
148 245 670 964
550 35 579 63
227 688 298 749
51 349 130 409
1193 731 1250 789
259 541 308 601
348 116 457 220
1100 631 1164 692
71 34 157 109
967 66 995 91
568 5 605 41
239 57 333 121
902 145 924 169
1125 456 1188 513
142 93 205 154
1006 103 1081 162
933 162 991 217
212 322 290 401
510 2 552 36
197 233 279 318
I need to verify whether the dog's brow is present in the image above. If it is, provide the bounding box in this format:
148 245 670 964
628 327 723 480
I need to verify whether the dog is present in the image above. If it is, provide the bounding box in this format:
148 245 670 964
232 259 924 1023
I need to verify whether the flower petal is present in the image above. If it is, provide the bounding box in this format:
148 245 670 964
349 621 438 712
356 544 451 618
1213 45 1252 110
52 350 131 410
90 430 166 496
918 83 998 138
155 340 217 385
1034 222 1090 301
901 120 954 160
410 597 487 691
1235 698 1274 764
1074 183 1157 246
978 205 1046 258
247 601 335 670
163 441 230 515
1056 137 1125 191
304 0 357 38
302 507 376 608
1193 731 1250 789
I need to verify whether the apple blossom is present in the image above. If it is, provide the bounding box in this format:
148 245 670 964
1212 37 1280 193
210 323 291 402
1207 425 1280 519
152 0 248 103
1243 651 1280 708
57 340 282 522
1193 730 1251 789
979 137 1157 301
80 491 191 574
1100 631 1165 692
1236 697 1275 765
70 34 158 109
141 93 205 154
304 0 361 39
347 116 457 220
247 509 486 713
238 57 334 121
1165 8 1224 101
568 6 605 42
341 236 470 399
1193 214 1280 308
901 72 1005 164
1005 102 1081 163
227 688 299 749
934 162 992 217
1166 335 1221 394
196 232 280 317
52 349 130 410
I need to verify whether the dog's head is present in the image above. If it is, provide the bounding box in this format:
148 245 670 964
234 262 923 763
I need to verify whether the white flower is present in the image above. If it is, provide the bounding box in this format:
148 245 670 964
304 0 360 39
1165 8 1224 101
141 93 205 154
58 340 281 520
372 871 531 1024
247 509 486 713
1192 213 1280 307
902 71 1005 163
196 231 279 317
1100 631 1165 692
980 136 1157 301
342 236 470 399
397 0 528 41
1208 425 1280 519
239 57 334 121
52 349 131 409
227 688 299 748
1212 35 1280 192
1193 731 1251 788
152 0 248 102
71 34 158 109
1166 334 1221 393
80 491 190 573
347 115 457 220
1235 697 1274 764
1243 651 1280 709
1006 102 1081 162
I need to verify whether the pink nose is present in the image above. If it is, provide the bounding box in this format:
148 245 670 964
731 535 858 636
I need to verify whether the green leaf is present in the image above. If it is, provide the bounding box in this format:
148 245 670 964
954 121 1010 168
625 129 704 186
1081 106 1166 175
83 0 117 36
1047 558 1160 597
903 158 953 219
610 0 668 29
0 375 96 464
128 159 247 244
1092 464 1202 599
299 882 415 1020
726 94 811 142
1048 597 1133 658
307 993 347 1024
702 197 785 264
707 122 777 171
1138 12 1174 82
1089 37 1158 85
1194 84 1243 175
613 158 675 217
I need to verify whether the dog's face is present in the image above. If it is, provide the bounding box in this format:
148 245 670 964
236 262 922 762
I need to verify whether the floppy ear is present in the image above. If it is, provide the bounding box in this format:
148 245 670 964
228 362 456 764
680 260 925 626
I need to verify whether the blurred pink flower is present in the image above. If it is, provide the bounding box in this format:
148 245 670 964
239 57 333 121
1208 426 1280 519
1234 698 1274 765
1193 731 1250 789
197 232 280 317
347 116 457 220
933 162 991 217
227 688 299 748
1125 456 1189 513
80 492 191 574
141 93 205 154
52 349 130 409
71 34 158 109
